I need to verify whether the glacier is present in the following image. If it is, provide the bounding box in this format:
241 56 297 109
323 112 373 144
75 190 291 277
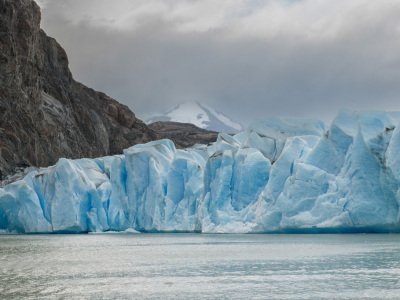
2 111 400 233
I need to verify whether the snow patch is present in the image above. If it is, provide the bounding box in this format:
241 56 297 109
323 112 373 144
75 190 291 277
147 101 243 133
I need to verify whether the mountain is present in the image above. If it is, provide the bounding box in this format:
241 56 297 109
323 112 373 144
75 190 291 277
0 0 160 179
147 102 243 134
0 0 224 180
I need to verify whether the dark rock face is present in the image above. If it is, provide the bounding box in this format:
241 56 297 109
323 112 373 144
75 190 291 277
0 0 157 178
148 121 218 148
0 0 221 179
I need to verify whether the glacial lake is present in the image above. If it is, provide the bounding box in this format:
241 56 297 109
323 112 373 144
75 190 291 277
1 234 400 299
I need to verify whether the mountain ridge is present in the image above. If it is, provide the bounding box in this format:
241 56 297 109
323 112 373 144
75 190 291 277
147 101 243 134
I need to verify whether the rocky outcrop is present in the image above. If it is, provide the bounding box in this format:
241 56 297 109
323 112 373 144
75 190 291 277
148 121 218 148
0 0 157 178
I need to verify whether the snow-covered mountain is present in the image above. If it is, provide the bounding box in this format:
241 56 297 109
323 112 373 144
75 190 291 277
146 102 243 133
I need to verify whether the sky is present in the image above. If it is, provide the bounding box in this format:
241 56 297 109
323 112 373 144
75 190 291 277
36 0 400 126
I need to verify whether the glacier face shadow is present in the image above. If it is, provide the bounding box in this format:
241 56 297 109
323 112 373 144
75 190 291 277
1 111 400 234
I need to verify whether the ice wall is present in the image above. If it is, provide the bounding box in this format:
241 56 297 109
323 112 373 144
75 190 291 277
1 111 400 233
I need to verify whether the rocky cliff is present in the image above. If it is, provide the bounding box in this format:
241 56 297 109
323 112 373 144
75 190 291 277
0 0 158 178
148 121 218 148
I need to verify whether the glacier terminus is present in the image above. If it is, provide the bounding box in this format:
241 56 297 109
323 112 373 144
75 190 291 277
2 111 400 234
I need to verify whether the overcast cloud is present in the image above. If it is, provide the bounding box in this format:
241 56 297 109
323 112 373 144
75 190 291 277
36 0 400 125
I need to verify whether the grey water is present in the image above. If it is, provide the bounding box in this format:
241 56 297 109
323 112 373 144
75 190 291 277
0 234 400 299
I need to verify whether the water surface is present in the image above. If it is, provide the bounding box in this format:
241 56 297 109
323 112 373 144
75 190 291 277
1 234 400 299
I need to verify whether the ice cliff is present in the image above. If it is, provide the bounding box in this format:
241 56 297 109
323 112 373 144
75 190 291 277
2 111 400 233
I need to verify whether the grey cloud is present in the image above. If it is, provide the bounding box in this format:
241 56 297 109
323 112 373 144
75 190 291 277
38 0 400 126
